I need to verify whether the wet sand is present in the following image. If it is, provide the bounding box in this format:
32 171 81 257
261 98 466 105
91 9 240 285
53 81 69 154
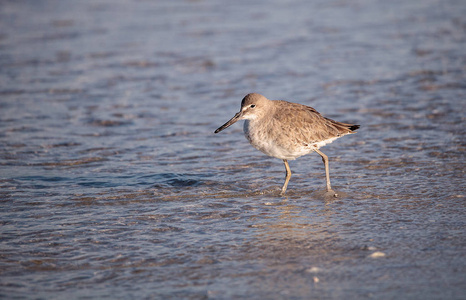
0 0 465 299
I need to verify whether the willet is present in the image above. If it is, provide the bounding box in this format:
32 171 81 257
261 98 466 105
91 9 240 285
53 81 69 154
214 93 359 196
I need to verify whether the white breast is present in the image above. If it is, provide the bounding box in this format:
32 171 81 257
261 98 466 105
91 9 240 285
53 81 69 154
243 120 314 160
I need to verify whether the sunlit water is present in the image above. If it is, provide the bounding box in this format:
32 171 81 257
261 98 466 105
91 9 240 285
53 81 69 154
1 0 465 299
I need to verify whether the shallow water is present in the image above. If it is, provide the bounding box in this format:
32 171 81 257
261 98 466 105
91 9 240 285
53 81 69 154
1 0 465 299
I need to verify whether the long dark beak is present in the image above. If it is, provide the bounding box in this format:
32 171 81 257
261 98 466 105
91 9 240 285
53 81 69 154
214 111 243 133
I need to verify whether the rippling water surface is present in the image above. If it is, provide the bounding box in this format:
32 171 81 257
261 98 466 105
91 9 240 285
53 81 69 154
1 0 465 299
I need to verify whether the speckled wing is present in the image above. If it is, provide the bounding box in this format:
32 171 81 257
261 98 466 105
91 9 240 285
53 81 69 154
271 101 358 148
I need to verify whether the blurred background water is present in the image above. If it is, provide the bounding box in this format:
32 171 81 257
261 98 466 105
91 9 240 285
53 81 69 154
0 0 465 299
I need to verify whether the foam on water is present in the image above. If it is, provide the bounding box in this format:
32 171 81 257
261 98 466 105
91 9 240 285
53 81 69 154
0 0 465 299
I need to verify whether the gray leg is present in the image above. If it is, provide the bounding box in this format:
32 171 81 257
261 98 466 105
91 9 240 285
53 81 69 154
315 149 332 192
281 159 291 195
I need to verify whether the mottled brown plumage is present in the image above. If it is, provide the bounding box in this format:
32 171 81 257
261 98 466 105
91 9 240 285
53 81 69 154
214 93 359 195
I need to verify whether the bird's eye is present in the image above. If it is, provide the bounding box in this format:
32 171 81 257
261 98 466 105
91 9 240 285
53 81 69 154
250 104 256 108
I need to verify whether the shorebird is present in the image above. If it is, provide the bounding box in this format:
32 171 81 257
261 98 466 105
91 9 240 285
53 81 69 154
214 93 359 196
